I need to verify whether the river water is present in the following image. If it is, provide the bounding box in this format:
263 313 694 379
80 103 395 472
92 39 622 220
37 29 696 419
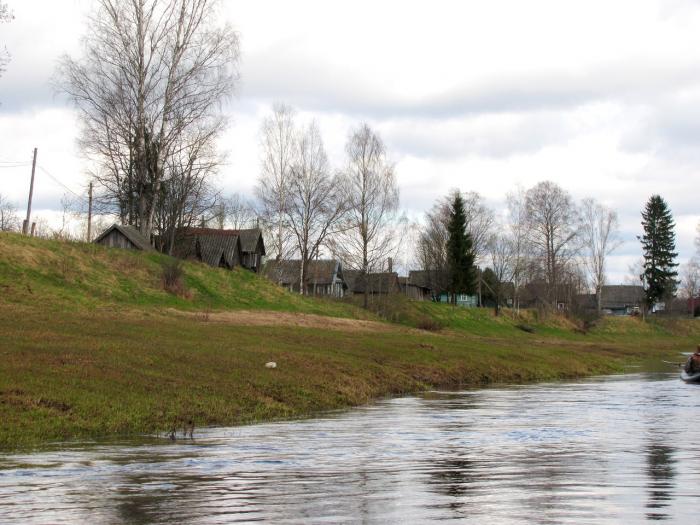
1 372 699 524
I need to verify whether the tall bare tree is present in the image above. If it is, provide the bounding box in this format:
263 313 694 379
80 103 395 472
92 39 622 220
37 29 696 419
213 192 256 230
417 199 451 296
680 258 700 316
256 103 296 261
524 181 580 308
331 124 399 307
487 231 516 316
285 121 346 294
0 193 19 231
579 198 622 313
59 0 239 239
506 187 529 312
462 191 495 265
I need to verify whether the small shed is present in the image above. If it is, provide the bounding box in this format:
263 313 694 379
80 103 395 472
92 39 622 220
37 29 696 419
94 224 153 251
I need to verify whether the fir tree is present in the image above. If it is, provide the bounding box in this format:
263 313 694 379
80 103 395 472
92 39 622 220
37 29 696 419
446 192 476 304
638 195 679 309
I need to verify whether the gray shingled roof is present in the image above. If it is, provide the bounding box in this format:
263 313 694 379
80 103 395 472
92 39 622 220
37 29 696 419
263 259 344 286
94 224 153 251
600 285 644 308
176 227 264 255
344 271 400 294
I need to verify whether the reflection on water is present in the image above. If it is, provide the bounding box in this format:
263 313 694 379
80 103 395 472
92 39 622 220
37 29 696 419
1 373 700 524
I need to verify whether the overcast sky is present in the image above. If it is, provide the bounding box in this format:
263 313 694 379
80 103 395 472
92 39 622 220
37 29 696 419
1 0 699 281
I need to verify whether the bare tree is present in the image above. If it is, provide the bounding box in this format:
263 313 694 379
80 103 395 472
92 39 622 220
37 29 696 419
462 191 495 265
0 193 19 232
58 0 239 239
218 192 256 230
579 198 622 313
417 198 450 296
331 124 399 307
506 187 529 312
487 231 516 316
680 258 700 316
256 103 296 261
286 121 346 294
524 181 580 308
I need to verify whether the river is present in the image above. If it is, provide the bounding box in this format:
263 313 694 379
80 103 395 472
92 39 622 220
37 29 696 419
1 372 699 524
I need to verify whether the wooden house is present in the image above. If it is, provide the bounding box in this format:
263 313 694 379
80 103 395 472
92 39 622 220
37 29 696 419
172 229 242 270
263 259 347 298
93 224 153 251
173 227 265 271
344 271 401 296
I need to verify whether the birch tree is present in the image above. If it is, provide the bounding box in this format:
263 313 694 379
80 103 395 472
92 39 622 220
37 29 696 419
256 103 297 261
487 231 516 316
59 0 239 239
331 124 399 307
286 121 346 295
524 181 580 308
0 193 19 232
579 198 622 313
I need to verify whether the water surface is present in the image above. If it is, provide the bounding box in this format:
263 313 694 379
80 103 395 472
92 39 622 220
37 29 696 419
1 372 699 523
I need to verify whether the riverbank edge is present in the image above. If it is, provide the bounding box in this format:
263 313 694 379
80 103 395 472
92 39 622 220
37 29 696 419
0 305 685 452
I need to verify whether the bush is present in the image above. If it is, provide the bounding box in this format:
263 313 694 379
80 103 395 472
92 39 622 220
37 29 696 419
416 315 444 332
161 259 187 296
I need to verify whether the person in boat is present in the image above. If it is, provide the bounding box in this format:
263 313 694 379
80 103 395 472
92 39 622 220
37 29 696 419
684 345 700 374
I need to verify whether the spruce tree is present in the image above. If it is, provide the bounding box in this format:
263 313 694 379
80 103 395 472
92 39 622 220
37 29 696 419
446 193 476 304
638 195 679 309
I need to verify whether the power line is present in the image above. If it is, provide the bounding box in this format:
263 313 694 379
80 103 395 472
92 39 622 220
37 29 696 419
37 165 89 204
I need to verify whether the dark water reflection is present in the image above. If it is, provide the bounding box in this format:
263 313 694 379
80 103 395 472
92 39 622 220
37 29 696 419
2 373 700 524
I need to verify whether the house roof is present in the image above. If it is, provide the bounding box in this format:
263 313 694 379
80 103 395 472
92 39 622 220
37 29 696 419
94 224 153 251
600 285 644 307
344 271 400 293
407 270 435 291
176 227 264 255
263 259 344 286
196 234 241 268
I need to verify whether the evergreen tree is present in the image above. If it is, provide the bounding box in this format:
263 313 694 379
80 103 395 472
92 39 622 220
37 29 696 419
638 195 679 309
446 193 477 304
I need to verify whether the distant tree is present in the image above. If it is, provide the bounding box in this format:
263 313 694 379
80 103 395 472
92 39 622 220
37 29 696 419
331 124 399 308
505 187 529 312
580 198 622 313
446 192 476 305
638 195 679 311
214 192 257 230
0 193 19 231
680 258 700 317
524 181 579 308
256 103 297 261
487 232 516 316
462 191 495 265
285 121 346 295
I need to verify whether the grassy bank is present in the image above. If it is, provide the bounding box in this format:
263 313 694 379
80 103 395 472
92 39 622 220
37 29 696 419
0 233 696 449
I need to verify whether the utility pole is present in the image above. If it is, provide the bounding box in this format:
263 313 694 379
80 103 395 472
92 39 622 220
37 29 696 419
22 148 38 235
87 182 93 242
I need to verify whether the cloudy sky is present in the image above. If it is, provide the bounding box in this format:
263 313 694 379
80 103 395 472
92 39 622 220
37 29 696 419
1 0 699 281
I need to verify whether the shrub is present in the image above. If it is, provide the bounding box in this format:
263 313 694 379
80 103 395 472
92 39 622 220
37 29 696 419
416 315 444 332
161 259 187 296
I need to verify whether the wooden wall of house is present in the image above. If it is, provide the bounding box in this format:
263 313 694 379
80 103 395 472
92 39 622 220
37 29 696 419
97 230 137 250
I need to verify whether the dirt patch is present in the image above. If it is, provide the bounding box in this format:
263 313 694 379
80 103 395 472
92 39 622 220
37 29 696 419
169 309 410 333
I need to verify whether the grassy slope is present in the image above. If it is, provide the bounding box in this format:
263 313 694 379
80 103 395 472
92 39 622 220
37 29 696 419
0 232 697 449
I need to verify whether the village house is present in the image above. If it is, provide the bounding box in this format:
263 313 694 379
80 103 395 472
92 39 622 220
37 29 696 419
172 229 243 270
173 227 265 272
400 273 432 301
263 259 347 298
577 285 644 315
93 224 153 251
344 270 401 296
